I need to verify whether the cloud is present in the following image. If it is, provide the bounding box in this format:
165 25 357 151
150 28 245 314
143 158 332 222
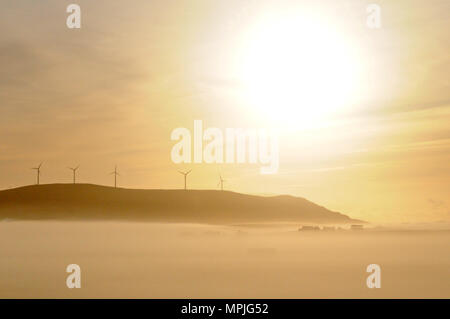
0 42 51 88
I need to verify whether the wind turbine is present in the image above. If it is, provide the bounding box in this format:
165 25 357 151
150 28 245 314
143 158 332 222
68 166 79 184
218 174 225 191
178 170 192 190
110 165 120 188
31 163 42 185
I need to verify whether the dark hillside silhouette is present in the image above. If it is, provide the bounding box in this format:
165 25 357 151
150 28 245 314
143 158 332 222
0 184 363 224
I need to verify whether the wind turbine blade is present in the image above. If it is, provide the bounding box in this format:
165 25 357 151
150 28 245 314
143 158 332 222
187 170 192 175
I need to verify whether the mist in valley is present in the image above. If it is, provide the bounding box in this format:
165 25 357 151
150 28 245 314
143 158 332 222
1 220 448 298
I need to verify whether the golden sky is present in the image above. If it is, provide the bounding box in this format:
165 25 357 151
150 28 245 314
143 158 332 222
0 0 449 222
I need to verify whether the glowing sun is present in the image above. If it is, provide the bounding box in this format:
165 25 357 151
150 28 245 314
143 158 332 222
238 13 362 127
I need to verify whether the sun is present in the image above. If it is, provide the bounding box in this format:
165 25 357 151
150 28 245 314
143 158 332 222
237 13 362 127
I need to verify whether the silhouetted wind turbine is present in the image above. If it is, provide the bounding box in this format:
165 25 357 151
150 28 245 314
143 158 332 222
218 174 225 191
178 170 192 190
31 163 42 185
68 166 79 184
110 165 120 188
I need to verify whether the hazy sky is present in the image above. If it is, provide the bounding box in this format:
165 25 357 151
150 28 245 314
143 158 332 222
0 0 449 222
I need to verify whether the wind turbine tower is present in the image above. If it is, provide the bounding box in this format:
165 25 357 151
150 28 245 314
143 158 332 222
68 166 79 184
178 170 192 190
31 163 42 185
218 174 225 191
110 165 120 188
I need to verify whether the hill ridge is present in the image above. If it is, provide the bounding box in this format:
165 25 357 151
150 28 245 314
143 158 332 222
0 183 363 224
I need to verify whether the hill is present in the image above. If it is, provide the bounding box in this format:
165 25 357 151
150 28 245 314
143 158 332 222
0 184 362 224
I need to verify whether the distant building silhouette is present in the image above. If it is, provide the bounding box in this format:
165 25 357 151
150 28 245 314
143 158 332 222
298 225 321 231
